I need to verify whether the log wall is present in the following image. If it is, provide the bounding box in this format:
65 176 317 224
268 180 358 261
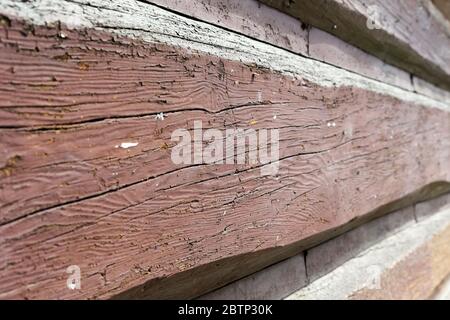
0 0 449 299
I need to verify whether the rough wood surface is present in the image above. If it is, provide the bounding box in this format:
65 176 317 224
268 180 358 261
199 253 307 300
148 0 415 92
147 0 309 56
308 27 413 91
147 0 450 103
0 15 449 299
287 202 450 300
351 212 450 300
305 206 416 283
2 0 448 112
260 0 450 92
199 204 415 300
201 195 450 300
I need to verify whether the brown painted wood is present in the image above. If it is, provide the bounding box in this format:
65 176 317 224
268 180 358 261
0 17 450 299
433 0 450 21
259 0 450 92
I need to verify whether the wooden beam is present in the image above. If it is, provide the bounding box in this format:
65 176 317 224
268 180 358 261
0 15 449 299
287 200 450 300
259 0 450 92
147 0 309 56
148 0 415 93
201 194 450 300
0 0 449 299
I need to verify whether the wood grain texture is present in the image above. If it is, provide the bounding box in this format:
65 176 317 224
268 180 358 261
259 0 450 92
0 17 450 299
148 0 414 93
2 0 448 111
200 204 415 300
147 0 309 56
202 196 450 300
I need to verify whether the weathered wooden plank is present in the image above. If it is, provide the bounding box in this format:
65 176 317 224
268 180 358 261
0 14 449 299
259 0 450 92
416 192 450 221
201 194 450 300
199 253 307 300
2 0 448 112
0 18 358 223
351 211 450 300
287 202 450 300
308 27 413 91
148 0 415 92
305 206 416 283
147 0 309 56
199 204 416 300
413 76 450 102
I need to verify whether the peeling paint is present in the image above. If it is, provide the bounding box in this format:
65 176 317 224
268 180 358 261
115 142 139 149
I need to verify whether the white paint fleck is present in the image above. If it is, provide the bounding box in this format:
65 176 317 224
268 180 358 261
155 112 165 121
257 91 262 102
273 115 277 120
115 142 139 149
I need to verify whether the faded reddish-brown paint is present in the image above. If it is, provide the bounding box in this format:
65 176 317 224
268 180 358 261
0 17 449 299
